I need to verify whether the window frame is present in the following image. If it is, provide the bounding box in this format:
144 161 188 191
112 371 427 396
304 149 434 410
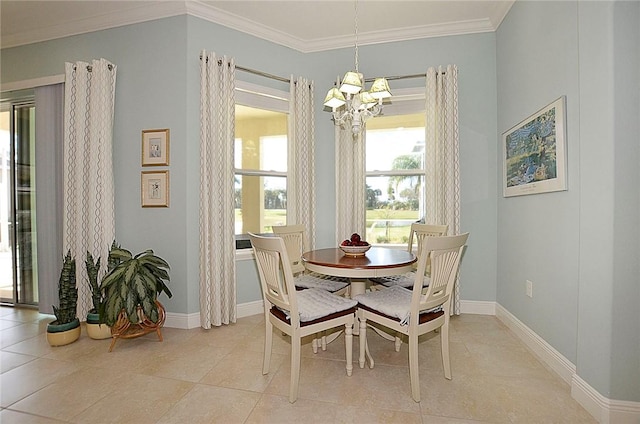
234 81 290 256
364 86 426 248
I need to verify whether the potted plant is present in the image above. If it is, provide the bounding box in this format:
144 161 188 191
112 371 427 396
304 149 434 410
46 250 81 346
100 242 172 351
84 251 111 340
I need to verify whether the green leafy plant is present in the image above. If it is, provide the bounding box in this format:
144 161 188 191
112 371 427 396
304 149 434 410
52 250 78 325
100 243 172 327
106 240 122 273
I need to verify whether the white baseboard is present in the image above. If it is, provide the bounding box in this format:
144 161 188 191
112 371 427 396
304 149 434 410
496 303 640 424
165 300 264 329
572 374 640 424
165 311 200 329
495 303 576 384
459 299 496 315
237 300 264 318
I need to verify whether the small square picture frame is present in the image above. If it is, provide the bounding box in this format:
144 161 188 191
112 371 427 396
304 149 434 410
141 129 170 166
141 170 169 207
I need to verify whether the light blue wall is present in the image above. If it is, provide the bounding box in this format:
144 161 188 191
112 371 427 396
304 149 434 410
496 0 581 368
1 16 191 315
1 14 498 316
578 0 640 402
497 0 639 402
609 1 640 401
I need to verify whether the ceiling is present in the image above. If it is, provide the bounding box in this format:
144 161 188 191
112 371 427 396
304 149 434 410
1 0 514 52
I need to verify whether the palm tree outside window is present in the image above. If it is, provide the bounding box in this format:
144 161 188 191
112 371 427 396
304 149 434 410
365 112 425 245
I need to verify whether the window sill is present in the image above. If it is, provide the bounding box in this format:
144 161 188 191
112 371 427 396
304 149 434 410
235 248 255 261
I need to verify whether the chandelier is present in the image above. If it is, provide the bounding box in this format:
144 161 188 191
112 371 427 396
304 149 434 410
323 0 392 136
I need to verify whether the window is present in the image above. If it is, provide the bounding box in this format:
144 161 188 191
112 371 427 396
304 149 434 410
234 82 289 248
365 112 426 246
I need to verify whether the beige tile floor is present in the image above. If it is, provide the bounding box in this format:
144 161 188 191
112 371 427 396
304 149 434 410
0 306 596 423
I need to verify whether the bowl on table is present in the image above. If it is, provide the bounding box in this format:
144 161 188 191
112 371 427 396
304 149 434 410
339 244 371 257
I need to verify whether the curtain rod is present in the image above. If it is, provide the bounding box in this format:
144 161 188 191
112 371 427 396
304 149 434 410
200 54 441 86
200 55 440 85
237 65 290 84
199 55 290 84
363 73 439 84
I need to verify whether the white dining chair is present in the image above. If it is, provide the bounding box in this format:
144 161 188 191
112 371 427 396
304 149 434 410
355 232 469 403
273 224 352 352
249 233 356 403
272 224 350 296
369 223 449 351
370 223 448 290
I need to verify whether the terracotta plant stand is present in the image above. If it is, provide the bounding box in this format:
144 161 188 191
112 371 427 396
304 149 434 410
108 300 166 352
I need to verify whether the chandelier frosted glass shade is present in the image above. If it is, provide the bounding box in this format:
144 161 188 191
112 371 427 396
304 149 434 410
358 91 377 110
339 71 363 94
323 88 346 108
369 78 392 100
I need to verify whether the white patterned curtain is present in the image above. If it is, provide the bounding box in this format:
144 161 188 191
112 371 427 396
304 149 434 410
335 128 366 243
63 58 117 319
288 77 317 247
199 50 237 328
425 65 461 314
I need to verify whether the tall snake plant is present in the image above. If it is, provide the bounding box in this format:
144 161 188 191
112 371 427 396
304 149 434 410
85 251 102 314
52 250 78 325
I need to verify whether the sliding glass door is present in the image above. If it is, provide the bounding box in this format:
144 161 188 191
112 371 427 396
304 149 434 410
0 100 38 306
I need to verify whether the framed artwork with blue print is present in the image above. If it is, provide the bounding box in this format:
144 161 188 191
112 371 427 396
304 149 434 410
503 96 567 197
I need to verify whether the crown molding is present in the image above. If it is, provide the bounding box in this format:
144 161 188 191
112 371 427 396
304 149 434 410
1 1 188 49
187 1 303 51
2 0 513 52
303 18 496 53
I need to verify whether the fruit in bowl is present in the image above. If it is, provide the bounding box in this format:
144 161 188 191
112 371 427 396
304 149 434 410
340 233 369 247
339 233 371 256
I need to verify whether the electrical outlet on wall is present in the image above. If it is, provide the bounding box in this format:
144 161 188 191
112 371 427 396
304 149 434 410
526 280 533 298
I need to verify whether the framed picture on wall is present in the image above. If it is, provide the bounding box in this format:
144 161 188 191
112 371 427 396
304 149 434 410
141 170 169 207
502 96 567 197
141 129 170 166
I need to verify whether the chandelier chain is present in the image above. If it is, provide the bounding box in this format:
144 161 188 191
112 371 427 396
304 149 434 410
323 0 391 137
354 0 359 73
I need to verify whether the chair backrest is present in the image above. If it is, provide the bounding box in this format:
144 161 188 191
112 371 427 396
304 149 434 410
410 233 469 319
249 233 299 322
408 223 449 272
272 224 307 274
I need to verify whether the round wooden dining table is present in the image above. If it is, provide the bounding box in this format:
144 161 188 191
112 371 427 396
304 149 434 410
301 247 416 297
